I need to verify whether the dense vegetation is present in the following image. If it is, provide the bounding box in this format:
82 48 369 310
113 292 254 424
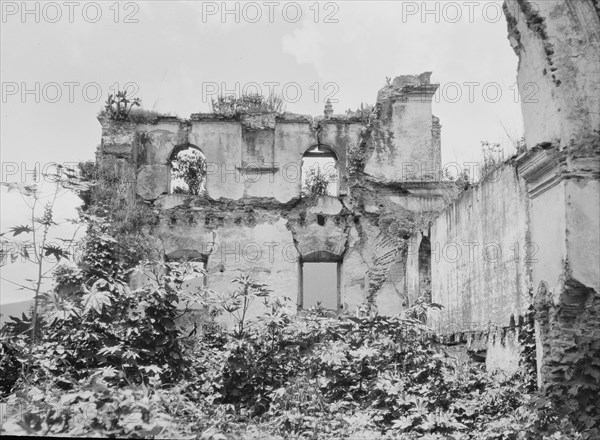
0 146 597 439
1 286 592 439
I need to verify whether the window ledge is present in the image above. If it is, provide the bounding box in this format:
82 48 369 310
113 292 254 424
236 166 280 173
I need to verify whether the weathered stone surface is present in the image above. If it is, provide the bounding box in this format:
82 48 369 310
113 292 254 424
137 123 182 165
504 0 600 390
154 194 188 210
484 329 521 376
308 196 343 215
341 247 369 312
161 229 217 258
364 73 441 182
374 284 404 315
241 113 277 130
208 219 298 321
389 195 447 212
102 143 134 158
564 179 600 294
99 118 137 158
136 165 169 200
291 220 348 260
425 164 530 328
504 0 600 151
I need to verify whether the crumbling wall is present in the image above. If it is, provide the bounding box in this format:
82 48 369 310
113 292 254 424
97 73 450 323
420 0 600 384
428 164 531 329
504 0 600 406
505 0 600 295
364 72 441 182
404 163 532 371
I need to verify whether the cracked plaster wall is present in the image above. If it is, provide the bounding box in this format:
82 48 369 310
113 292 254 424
98 74 449 321
423 164 531 332
505 0 600 386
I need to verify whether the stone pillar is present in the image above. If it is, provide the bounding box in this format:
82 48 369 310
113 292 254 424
505 0 600 393
97 116 140 204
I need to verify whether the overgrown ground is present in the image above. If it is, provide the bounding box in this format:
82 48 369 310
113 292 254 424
0 162 597 439
0 281 593 439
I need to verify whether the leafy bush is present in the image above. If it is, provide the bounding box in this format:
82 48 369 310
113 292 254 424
171 148 207 195
347 139 369 175
78 158 160 267
0 338 23 395
301 166 337 198
0 258 209 402
20 264 189 388
2 292 591 439
1 376 185 437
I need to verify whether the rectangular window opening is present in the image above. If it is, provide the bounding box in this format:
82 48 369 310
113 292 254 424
300 261 339 310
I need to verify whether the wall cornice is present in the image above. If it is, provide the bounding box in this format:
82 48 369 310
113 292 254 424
515 147 562 198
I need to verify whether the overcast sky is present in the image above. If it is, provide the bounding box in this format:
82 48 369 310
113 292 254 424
0 0 523 305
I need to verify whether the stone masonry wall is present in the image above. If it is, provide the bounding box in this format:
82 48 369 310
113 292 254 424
98 73 451 325
428 164 531 330
504 0 600 394
402 163 532 373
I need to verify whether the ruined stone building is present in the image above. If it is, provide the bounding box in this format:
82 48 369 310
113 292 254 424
100 71 450 319
97 0 599 386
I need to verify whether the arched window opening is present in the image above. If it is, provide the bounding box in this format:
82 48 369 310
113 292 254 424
301 145 338 197
418 236 432 301
170 146 207 195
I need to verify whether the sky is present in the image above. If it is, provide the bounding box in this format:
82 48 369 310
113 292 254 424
0 0 523 305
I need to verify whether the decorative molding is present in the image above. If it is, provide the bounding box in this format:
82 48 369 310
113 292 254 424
236 165 280 173
515 148 562 198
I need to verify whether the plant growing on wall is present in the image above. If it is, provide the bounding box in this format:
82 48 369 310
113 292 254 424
210 93 285 117
103 90 141 121
437 167 470 204
480 141 504 181
78 158 160 267
344 102 374 125
515 136 527 155
347 141 369 175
